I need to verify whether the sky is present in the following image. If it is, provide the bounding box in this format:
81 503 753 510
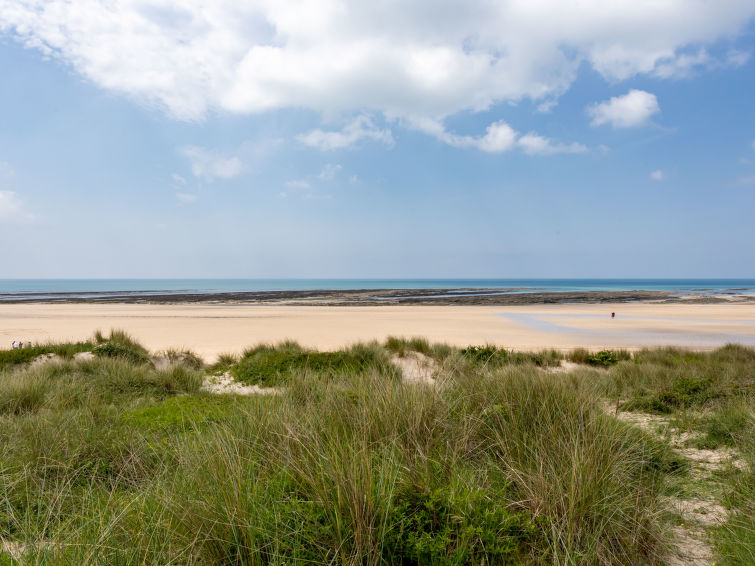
1 0 754 278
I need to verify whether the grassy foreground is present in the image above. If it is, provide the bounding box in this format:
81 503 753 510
0 333 752 565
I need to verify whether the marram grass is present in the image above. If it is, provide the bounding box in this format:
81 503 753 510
0 333 752 565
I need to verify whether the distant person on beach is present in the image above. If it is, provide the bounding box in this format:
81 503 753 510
12 340 19 349
611 312 615 319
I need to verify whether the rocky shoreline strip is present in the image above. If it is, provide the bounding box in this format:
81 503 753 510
2 288 752 305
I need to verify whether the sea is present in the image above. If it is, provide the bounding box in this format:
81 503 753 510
1 279 754 301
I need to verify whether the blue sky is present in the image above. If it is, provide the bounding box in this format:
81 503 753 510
1 1 754 278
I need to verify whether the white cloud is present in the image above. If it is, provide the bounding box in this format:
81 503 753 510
410 118 516 152
1 1 752 129
171 173 187 185
298 115 393 150
285 179 311 189
176 192 198 203
736 175 755 186
650 169 665 181
412 118 585 154
0 190 29 221
517 133 587 155
652 49 711 79
588 90 660 128
652 48 750 78
318 163 342 181
180 146 242 182
536 100 558 114
475 121 519 153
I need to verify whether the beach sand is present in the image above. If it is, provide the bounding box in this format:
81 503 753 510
2 303 754 361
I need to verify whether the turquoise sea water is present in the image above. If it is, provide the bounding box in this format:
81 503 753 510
0 279 754 299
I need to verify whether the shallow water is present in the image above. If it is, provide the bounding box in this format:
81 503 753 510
496 312 755 347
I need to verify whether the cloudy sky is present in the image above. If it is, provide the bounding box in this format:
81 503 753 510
1 0 754 278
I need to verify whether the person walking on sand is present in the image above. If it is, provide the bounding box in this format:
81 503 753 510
12 340 19 349
611 312 615 319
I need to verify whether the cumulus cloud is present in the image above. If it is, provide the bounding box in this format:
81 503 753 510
298 115 393 150
588 90 660 128
180 146 242 182
1 1 752 127
650 170 665 181
412 118 585 154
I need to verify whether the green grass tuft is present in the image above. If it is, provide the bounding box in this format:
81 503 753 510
231 341 396 386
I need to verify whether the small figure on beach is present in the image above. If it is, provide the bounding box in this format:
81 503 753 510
611 312 615 319
11 340 20 349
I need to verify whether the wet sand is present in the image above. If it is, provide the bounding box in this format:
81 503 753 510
2 303 754 361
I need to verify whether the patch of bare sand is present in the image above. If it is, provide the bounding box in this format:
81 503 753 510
392 352 436 384
545 360 583 373
28 352 62 368
201 372 282 396
613 410 743 471
666 526 715 566
610 408 740 565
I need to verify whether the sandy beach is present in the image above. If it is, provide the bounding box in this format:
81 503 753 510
2 302 754 361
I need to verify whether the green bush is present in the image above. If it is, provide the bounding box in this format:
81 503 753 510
384 484 535 564
587 350 620 366
460 345 502 365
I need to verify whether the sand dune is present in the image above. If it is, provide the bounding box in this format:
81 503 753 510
2 303 754 361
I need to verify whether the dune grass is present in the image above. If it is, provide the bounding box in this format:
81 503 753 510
0 341 93 371
231 340 399 386
0 335 752 564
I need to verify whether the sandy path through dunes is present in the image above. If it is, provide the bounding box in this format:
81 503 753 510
1 303 754 361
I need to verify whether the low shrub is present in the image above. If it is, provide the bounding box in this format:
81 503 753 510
460 345 502 365
586 350 622 366
384 483 535 564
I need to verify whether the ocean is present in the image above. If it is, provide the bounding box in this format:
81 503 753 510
1 279 754 300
